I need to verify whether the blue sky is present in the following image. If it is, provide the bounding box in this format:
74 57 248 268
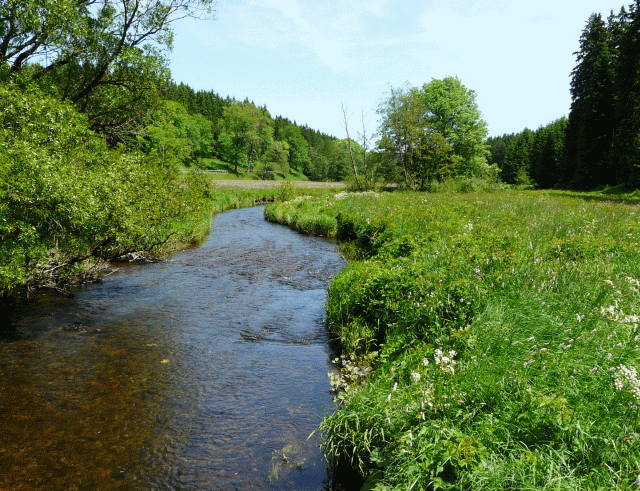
169 0 624 139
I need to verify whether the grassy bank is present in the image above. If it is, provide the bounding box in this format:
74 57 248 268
265 190 640 490
0 80 335 298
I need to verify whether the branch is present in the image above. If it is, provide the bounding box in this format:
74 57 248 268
342 103 361 190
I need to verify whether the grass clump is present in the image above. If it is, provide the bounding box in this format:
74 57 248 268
267 189 640 490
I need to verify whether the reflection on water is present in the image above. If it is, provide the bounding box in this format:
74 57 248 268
0 206 347 491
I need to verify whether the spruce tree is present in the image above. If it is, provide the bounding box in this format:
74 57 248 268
611 1 640 187
565 13 616 189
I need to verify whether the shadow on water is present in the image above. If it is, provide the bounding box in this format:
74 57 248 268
0 206 359 491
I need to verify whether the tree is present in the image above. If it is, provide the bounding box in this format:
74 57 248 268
611 1 640 186
280 124 310 172
264 140 290 172
529 118 567 189
0 0 216 143
377 78 492 189
564 12 616 189
376 84 424 186
419 77 491 178
501 128 534 185
217 101 274 172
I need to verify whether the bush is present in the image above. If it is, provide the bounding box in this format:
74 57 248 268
0 81 215 295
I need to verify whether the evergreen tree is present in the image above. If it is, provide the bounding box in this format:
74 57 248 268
502 129 534 185
565 13 616 189
529 118 567 189
611 1 640 187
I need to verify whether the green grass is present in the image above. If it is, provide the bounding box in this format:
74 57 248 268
265 189 640 490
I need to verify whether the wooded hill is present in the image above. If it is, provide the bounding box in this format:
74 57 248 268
487 2 640 191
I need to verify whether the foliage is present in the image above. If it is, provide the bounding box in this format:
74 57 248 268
267 189 640 490
1 0 216 144
139 100 216 168
490 3 640 191
217 101 274 172
565 12 617 189
377 78 495 189
0 80 281 296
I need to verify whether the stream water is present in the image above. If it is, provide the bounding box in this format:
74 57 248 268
0 205 347 491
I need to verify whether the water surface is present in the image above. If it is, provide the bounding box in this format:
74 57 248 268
0 205 346 490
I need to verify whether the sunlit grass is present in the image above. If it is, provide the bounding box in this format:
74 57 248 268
266 189 640 490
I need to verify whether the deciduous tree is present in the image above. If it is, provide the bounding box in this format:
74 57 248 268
1 0 216 143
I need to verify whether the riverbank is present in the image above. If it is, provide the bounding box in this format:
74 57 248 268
265 189 640 490
0 80 343 299
0 205 347 491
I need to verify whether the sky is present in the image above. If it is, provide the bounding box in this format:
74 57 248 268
169 0 625 139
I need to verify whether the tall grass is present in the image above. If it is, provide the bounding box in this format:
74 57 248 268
266 190 640 490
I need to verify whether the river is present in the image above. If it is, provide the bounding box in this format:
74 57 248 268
0 205 347 491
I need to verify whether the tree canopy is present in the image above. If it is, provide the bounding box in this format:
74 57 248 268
377 77 493 189
1 0 216 143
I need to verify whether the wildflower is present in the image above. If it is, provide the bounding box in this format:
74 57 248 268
607 353 612 360
577 314 585 322
420 412 426 420
614 365 640 402
590 366 598 375
423 358 429 366
411 370 421 383
527 336 535 342
591 328 597 335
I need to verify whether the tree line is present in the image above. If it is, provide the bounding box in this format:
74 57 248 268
156 81 358 181
487 1 640 190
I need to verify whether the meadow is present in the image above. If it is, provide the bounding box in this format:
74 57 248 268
265 189 640 490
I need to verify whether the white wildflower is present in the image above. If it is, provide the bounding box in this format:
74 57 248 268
614 365 640 402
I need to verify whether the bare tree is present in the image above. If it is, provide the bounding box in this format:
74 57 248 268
341 103 362 189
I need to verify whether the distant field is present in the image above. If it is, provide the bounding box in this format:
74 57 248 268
208 179 345 189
